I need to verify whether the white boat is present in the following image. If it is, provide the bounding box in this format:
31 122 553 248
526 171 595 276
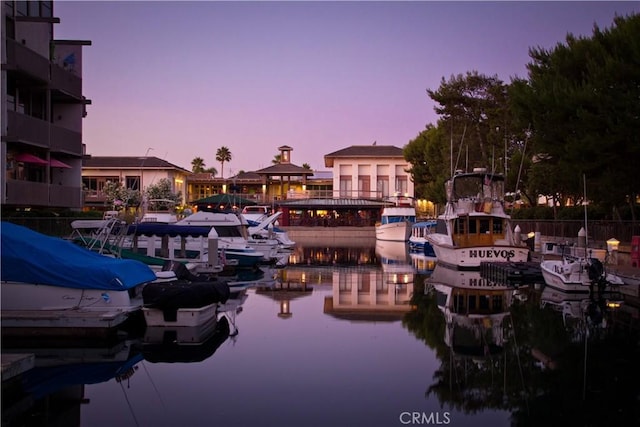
176 210 265 268
426 168 529 269
241 205 274 223
409 220 437 256
540 255 624 293
139 198 180 224
375 197 416 242
246 212 296 250
1 222 158 330
142 278 231 327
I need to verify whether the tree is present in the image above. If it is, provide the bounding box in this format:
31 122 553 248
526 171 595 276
509 13 640 218
427 71 513 175
302 163 311 170
144 178 181 210
216 146 232 178
272 154 281 164
191 157 206 173
102 180 141 210
205 167 217 176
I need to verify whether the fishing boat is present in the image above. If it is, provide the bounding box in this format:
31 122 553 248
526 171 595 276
375 196 416 242
425 168 529 269
409 220 437 256
540 255 624 293
1 222 157 330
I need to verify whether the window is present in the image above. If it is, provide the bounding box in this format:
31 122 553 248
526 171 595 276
358 175 370 198
126 176 140 190
396 176 408 195
339 176 352 198
377 176 389 198
16 1 28 16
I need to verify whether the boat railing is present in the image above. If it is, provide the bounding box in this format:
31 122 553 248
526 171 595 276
69 217 129 256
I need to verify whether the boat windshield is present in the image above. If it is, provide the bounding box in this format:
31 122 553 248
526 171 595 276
452 174 504 201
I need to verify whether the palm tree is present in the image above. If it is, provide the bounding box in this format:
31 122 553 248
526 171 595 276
191 157 206 173
272 154 281 165
216 146 232 178
205 167 217 177
302 163 312 170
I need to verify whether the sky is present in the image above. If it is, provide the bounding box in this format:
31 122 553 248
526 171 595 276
54 1 639 175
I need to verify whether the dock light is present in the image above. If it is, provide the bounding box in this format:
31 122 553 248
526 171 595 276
606 301 622 309
607 238 620 252
527 232 535 239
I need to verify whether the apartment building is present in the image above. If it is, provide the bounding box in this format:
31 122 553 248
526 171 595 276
1 1 90 211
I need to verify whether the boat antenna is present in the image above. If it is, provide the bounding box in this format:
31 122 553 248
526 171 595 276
452 123 467 177
510 125 530 215
583 173 588 251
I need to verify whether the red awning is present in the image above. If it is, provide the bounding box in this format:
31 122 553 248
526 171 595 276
14 153 48 166
50 158 71 169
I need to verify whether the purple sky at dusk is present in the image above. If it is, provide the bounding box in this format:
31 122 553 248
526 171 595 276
54 1 638 175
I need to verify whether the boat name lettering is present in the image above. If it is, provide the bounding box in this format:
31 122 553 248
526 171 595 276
468 249 516 259
468 278 500 287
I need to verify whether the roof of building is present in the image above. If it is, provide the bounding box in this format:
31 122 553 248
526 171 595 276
324 145 406 167
277 198 391 208
83 156 190 173
253 163 314 176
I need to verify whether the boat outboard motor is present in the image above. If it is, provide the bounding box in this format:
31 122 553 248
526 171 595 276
588 258 604 282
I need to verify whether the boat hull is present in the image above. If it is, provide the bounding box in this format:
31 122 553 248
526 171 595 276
430 244 529 270
375 222 412 242
0 282 144 312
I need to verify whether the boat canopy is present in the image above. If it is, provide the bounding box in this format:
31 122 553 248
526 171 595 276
1 222 157 290
126 223 213 237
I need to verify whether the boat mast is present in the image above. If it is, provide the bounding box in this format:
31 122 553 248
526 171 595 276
583 174 588 250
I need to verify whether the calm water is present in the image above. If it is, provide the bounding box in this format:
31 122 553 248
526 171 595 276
3 239 639 427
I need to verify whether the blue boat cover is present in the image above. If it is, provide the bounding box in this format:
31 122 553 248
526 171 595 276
1 222 157 290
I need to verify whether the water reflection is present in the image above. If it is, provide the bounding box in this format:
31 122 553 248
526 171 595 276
2 243 638 426
408 263 640 426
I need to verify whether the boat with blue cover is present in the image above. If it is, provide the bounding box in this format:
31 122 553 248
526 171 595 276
1 221 158 329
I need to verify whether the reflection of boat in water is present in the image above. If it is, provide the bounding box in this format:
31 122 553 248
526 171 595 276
409 252 437 275
142 316 230 363
427 264 510 290
432 281 513 357
2 339 143 425
375 240 415 288
540 286 623 331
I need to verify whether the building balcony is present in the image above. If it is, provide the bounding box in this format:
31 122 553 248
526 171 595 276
5 110 49 148
50 64 82 99
5 180 81 209
50 124 82 155
49 184 82 208
4 38 50 83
